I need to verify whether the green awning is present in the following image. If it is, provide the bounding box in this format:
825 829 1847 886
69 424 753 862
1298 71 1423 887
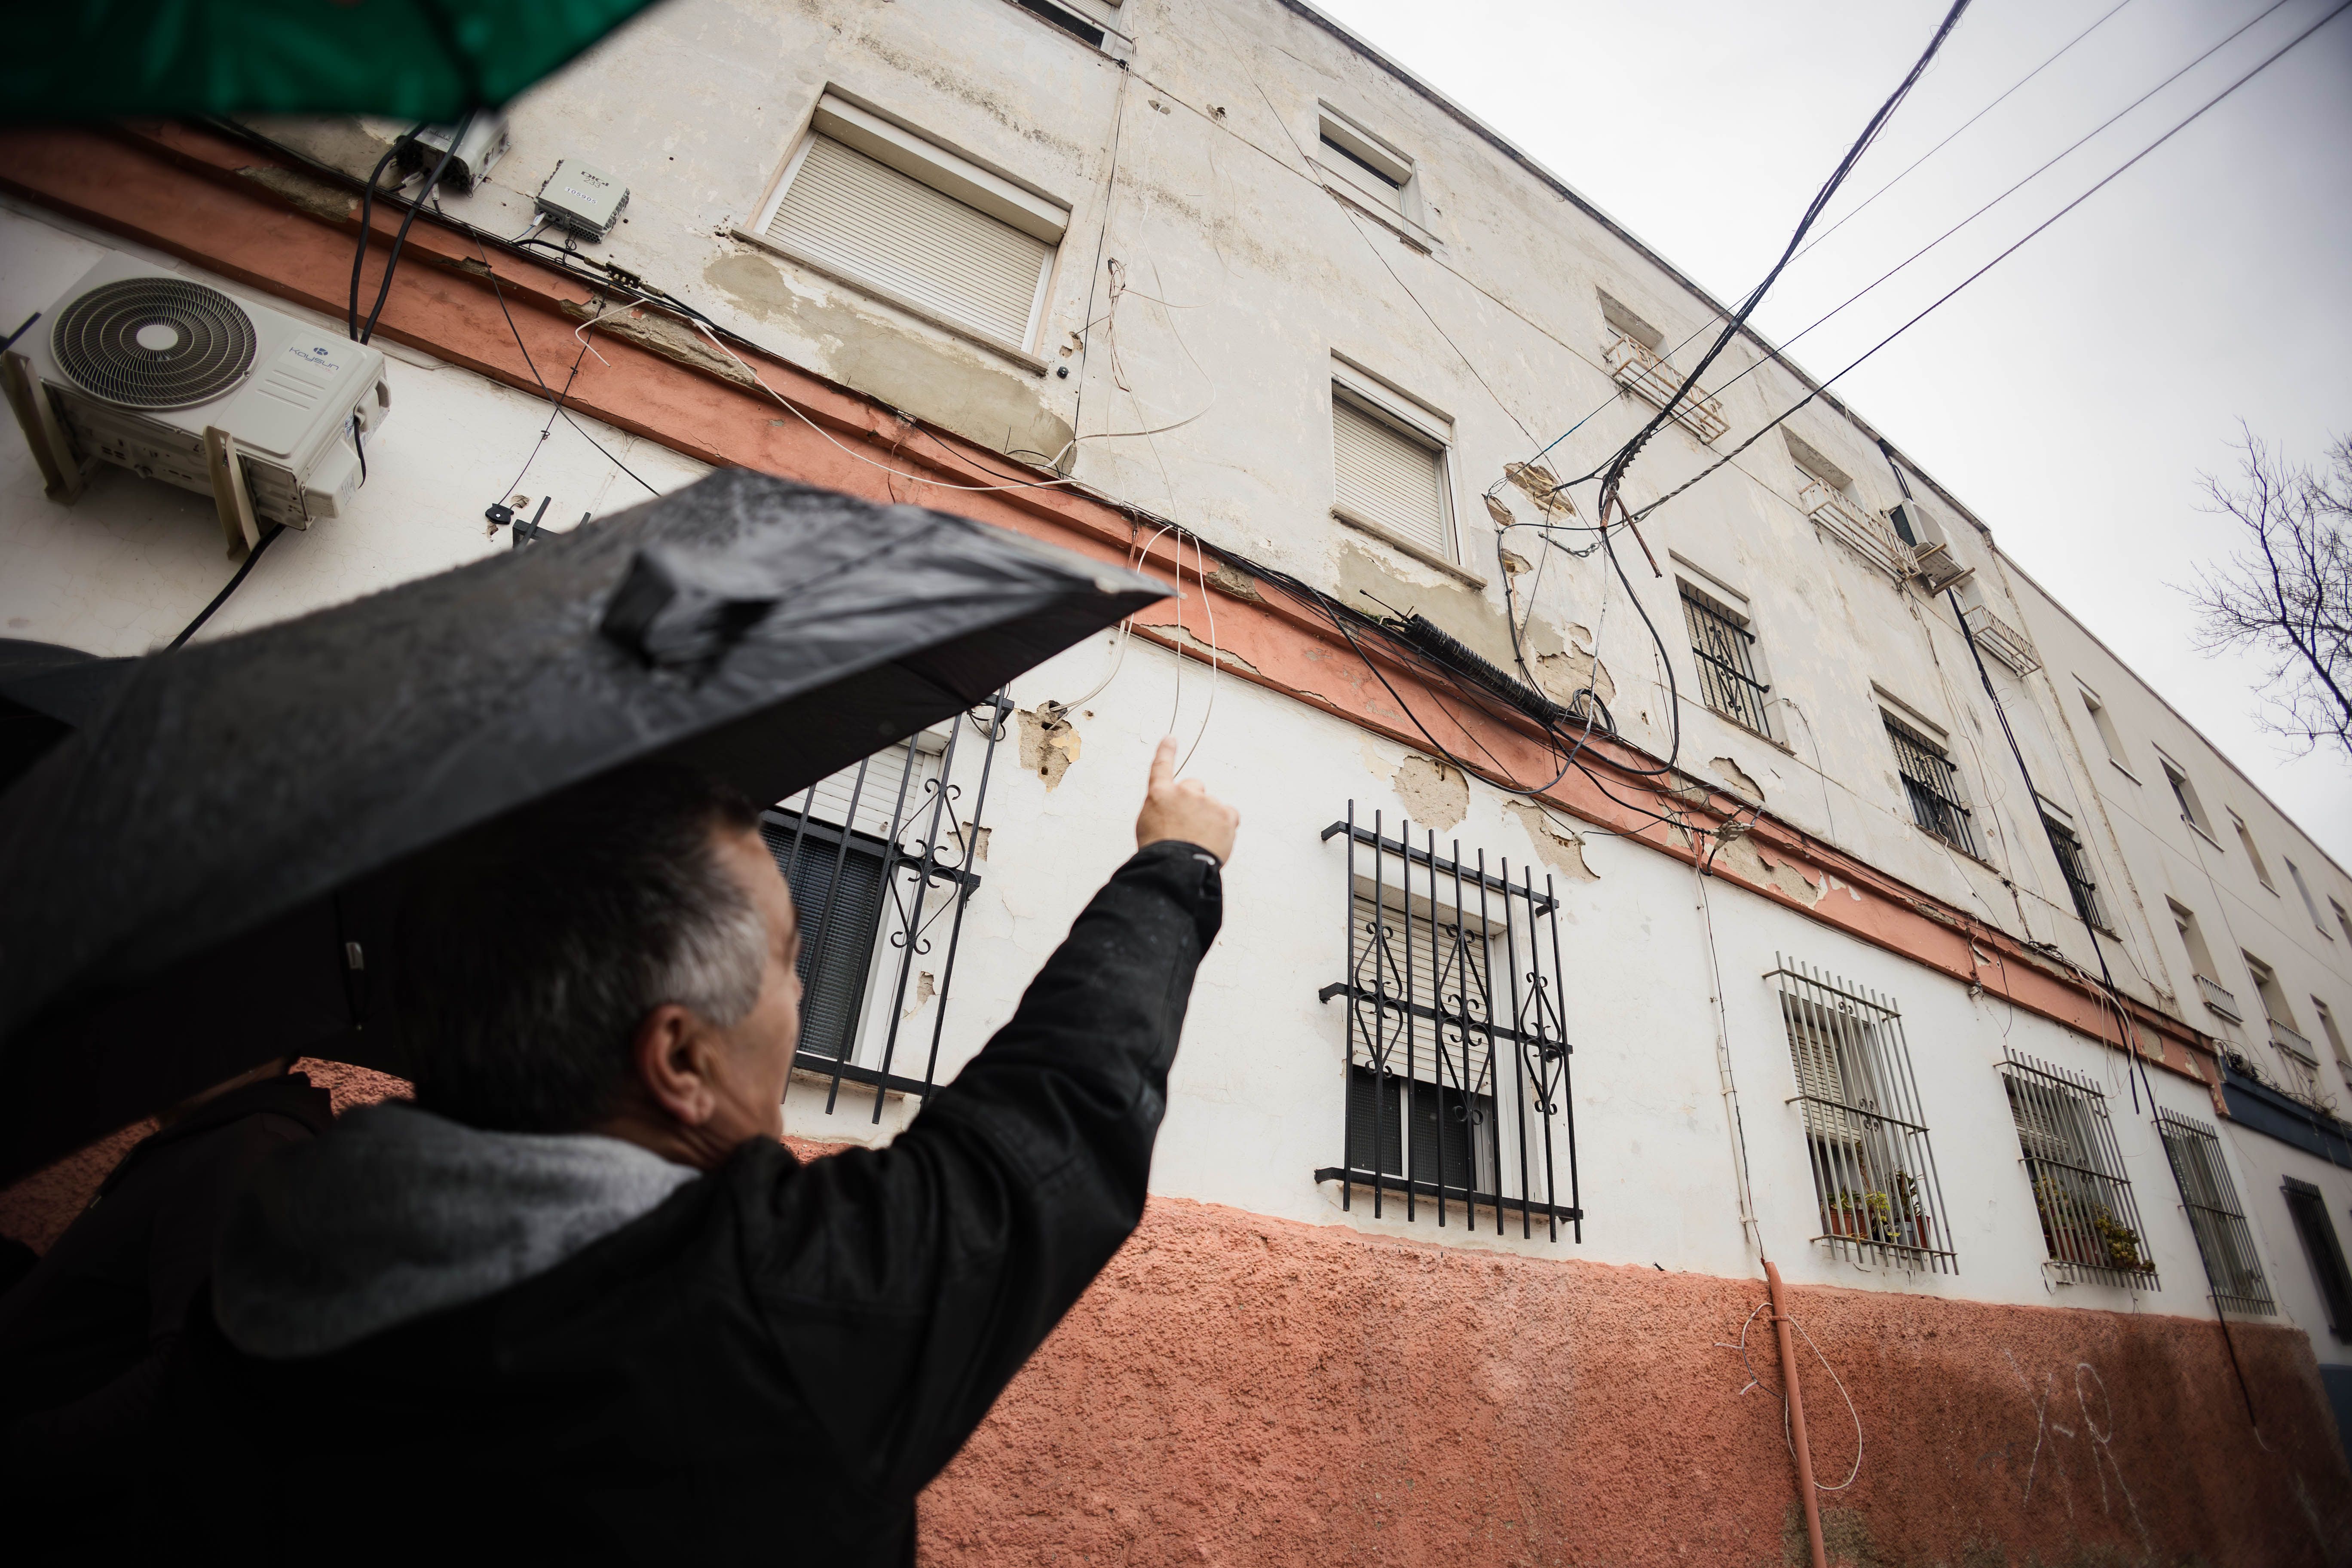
4 0 667 122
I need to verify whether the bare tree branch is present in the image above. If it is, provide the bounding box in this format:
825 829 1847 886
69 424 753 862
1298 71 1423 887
2182 426 2352 759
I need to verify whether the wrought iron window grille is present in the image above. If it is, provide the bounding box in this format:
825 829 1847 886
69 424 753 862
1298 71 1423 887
758 694 1011 1122
1883 713 1981 858
2282 1176 2352 1339
1679 582 1772 737
1768 956 1957 1274
1316 805 1581 1242
2041 815 2110 933
2155 1108 2275 1318
2000 1050 2157 1289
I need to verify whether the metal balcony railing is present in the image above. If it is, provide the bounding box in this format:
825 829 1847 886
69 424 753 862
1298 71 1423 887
1962 602 2042 676
2196 973 2242 1022
2271 1017 2315 1060
1797 478 1912 581
1603 332 1727 444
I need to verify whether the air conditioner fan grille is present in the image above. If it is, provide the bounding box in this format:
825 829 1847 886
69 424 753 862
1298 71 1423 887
51 277 258 410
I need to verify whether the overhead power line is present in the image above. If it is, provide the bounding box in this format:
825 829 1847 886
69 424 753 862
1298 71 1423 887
1792 0 2141 263
1627 0 2352 526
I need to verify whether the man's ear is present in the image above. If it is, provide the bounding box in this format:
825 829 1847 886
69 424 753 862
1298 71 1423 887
629 1004 720 1127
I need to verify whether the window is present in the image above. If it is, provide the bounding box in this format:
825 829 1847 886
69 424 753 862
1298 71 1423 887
2287 859 2327 932
1599 291 1728 444
2245 954 2318 1094
2170 900 2239 1020
2282 1179 2352 1338
2041 812 2109 932
759 701 1008 1109
1330 370 1454 563
1012 0 1106 47
1319 805 1580 1241
1316 104 1415 215
2157 752 2212 836
2317 1000 2350 1074
1770 956 1956 1273
756 94 1067 353
2335 899 2352 949
2230 811 2275 889
2002 1049 2157 1287
1678 579 1772 736
1883 711 1981 858
2076 682 2131 774
2156 1109 2274 1316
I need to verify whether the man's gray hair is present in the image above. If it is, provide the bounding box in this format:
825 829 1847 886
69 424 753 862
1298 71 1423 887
398 764 769 1133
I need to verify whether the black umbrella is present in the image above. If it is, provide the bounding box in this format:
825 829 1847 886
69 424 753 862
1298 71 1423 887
0 470 1166 1182
0 640 133 793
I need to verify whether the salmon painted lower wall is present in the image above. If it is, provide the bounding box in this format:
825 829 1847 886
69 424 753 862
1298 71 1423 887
935 1195 2352 1567
8 1080 2346 1565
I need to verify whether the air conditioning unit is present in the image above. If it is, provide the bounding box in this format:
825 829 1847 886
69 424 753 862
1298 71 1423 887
1908 539 1975 595
1 257 389 554
396 114 511 193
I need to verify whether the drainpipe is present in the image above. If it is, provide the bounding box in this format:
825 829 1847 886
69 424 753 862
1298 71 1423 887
1765 1261 1828 1568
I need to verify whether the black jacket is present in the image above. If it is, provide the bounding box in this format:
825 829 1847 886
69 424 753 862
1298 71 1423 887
163 842 1221 1564
0 1072 331 1467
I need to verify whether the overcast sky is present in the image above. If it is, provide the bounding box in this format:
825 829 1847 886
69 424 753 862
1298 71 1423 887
1309 0 2352 866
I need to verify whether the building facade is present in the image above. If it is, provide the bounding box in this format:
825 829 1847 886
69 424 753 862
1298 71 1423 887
4 0 2351 1561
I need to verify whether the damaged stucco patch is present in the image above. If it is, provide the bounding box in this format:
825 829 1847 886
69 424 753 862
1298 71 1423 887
1205 560 1262 602
1504 800 1598 881
1018 706 1082 790
563 300 756 387
1392 753 1468 831
1503 461 1575 517
1142 622 1259 675
903 971 936 1019
1711 756 1763 802
1534 623 1615 710
704 247 1072 463
1709 833 1825 906
237 166 356 225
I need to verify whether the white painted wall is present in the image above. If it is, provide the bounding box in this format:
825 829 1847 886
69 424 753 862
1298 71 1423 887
5 0 2349 1347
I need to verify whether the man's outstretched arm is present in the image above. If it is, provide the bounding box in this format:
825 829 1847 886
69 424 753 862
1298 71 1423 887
741 738 1237 1502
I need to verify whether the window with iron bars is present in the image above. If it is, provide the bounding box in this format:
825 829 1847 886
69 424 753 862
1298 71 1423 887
2156 1108 2275 1317
1679 582 1772 736
756 695 1010 1121
2041 815 2109 933
1317 805 1581 1242
1883 713 1980 858
2001 1050 2157 1288
1769 956 1957 1273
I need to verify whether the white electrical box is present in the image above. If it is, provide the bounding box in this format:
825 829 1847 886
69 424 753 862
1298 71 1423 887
1 256 389 553
398 115 511 193
535 160 629 240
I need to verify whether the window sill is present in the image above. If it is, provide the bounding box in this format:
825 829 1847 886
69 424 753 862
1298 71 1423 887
727 227 1051 375
2187 820 2226 852
2107 758 2139 787
1332 507 1485 588
1312 162 1440 253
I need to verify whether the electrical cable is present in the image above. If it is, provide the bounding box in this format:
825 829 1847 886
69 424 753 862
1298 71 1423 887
358 113 471 346
1792 0 2142 263
1588 0 1974 514
349 123 426 340
1692 0 2304 418
166 524 287 650
1627 0 2351 531
0 312 40 353
469 235 659 496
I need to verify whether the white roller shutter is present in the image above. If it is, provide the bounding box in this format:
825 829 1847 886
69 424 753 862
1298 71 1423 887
1333 393 1449 558
766 135 1051 350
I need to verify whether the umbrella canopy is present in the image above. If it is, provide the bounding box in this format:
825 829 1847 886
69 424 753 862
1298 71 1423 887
0 470 1165 1182
4 0 666 122
0 640 133 793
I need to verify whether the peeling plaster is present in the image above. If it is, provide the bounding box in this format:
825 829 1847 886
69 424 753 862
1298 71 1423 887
904 970 935 1018
1143 622 1260 675
563 300 755 387
703 247 1073 461
1710 756 1763 802
1504 799 1598 882
1334 545 1511 668
1534 647 1614 710
1017 705 1082 790
236 166 355 225
1392 753 1468 831
1709 834 1825 906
